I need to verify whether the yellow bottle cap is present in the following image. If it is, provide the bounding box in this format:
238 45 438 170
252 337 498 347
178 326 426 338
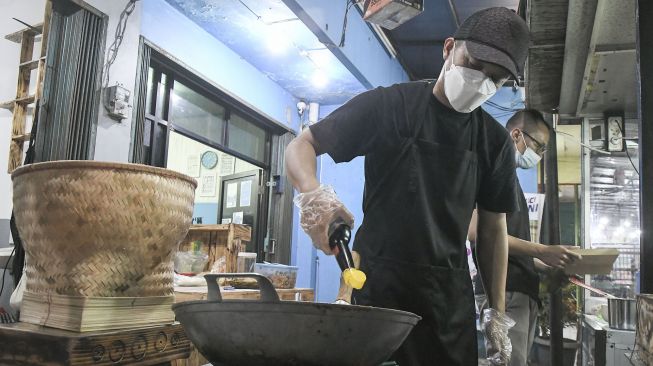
343 268 367 290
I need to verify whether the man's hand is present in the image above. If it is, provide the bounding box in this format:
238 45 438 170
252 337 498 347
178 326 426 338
537 245 582 269
294 185 354 254
482 308 516 365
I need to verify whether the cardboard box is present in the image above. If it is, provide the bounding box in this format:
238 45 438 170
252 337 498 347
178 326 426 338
563 248 620 275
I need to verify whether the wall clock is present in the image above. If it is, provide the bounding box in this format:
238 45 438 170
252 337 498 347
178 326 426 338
201 150 218 169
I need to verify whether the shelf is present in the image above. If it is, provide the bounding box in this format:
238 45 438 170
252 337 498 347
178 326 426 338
0 95 35 111
5 23 43 44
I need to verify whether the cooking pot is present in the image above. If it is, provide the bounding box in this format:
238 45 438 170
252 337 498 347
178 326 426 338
173 273 421 366
608 297 636 330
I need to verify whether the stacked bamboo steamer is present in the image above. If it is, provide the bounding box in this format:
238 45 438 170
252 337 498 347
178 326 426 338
11 161 197 332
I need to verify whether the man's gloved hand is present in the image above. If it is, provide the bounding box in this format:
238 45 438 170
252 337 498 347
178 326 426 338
293 185 354 254
481 308 516 365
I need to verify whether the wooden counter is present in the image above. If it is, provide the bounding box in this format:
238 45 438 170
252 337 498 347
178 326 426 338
174 286 314 303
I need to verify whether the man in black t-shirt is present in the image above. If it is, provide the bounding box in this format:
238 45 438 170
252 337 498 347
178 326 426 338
468 109 582 365
286 8 530 366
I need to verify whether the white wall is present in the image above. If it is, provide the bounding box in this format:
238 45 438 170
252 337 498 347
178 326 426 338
86 0 142 162
0 0 47 246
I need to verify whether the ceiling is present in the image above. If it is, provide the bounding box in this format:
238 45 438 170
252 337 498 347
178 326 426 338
526 0 638 118
164 0 367 105
163 0 522 105
383 0 520 80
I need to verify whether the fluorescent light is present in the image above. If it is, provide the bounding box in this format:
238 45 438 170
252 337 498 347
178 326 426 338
312 70 328 88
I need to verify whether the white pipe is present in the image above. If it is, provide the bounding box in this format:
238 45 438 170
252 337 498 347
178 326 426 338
308 102 320 124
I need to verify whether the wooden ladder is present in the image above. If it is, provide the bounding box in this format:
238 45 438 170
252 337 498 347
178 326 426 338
2 1 51 173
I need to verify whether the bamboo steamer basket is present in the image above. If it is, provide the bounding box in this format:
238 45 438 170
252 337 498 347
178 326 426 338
12 161 197 298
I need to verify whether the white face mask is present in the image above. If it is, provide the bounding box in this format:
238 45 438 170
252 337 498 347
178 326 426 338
443 44 498 113
515 133 542 169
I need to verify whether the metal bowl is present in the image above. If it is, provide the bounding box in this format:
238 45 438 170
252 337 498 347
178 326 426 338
173 274 421 366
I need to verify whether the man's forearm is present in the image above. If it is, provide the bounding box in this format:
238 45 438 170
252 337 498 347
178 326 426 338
476 209 509 313
285 131 320 193
508 235 545 257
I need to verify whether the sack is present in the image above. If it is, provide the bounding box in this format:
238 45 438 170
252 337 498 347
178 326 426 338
9 271 25 312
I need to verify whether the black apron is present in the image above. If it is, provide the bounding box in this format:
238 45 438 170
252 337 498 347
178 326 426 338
352 96 481 366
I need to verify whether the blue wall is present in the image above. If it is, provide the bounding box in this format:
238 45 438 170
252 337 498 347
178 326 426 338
482 87 538 193
141 0 300 131
193 203 219 225
290 104 367 302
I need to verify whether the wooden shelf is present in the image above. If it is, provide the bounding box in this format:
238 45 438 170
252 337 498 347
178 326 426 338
180 224 252 273
19 57 45 71
11 133 30 142
0 95 35 111
187 223 252 241
5 22 43 43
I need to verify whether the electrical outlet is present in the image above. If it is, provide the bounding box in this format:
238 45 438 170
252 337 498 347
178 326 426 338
103 84 131 121
605 115 624 152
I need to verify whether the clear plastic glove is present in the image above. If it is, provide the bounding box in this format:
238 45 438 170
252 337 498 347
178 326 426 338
481 308 516 365
332 299 351 305
293 185 354 254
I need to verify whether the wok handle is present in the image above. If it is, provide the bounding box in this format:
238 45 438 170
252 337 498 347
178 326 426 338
204 273 280 302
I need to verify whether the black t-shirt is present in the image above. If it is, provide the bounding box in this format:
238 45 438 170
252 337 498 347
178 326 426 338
310 81 518 214
505 178 541 303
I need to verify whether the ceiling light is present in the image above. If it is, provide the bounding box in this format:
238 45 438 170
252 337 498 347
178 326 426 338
306 49 331 69
266 28 290 55
312 70 328 88
624 220 631 228
599 217 609 225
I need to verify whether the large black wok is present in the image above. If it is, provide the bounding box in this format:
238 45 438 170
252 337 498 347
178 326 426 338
173 273 421 366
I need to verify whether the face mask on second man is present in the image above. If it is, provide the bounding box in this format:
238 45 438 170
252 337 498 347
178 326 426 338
444 43 498 113
514 132 542 169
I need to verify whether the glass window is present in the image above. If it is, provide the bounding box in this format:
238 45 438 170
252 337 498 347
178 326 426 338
587 119 640 298
171 82 226 145
155 72 169 118
228 113 267 162
145 67 154 116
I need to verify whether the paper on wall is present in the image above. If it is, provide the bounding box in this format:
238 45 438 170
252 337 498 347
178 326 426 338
186 155 200 178
240 181 252 207
199 173 216 197
226 183 238 208
221 155 235 176
232 211 244 224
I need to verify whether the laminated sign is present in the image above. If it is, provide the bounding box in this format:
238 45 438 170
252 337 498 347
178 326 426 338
524 193 545 243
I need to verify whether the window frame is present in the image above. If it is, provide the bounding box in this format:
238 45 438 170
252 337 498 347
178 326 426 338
145 54 277 169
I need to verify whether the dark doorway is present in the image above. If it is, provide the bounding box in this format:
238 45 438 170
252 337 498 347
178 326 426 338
220 170 262 253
